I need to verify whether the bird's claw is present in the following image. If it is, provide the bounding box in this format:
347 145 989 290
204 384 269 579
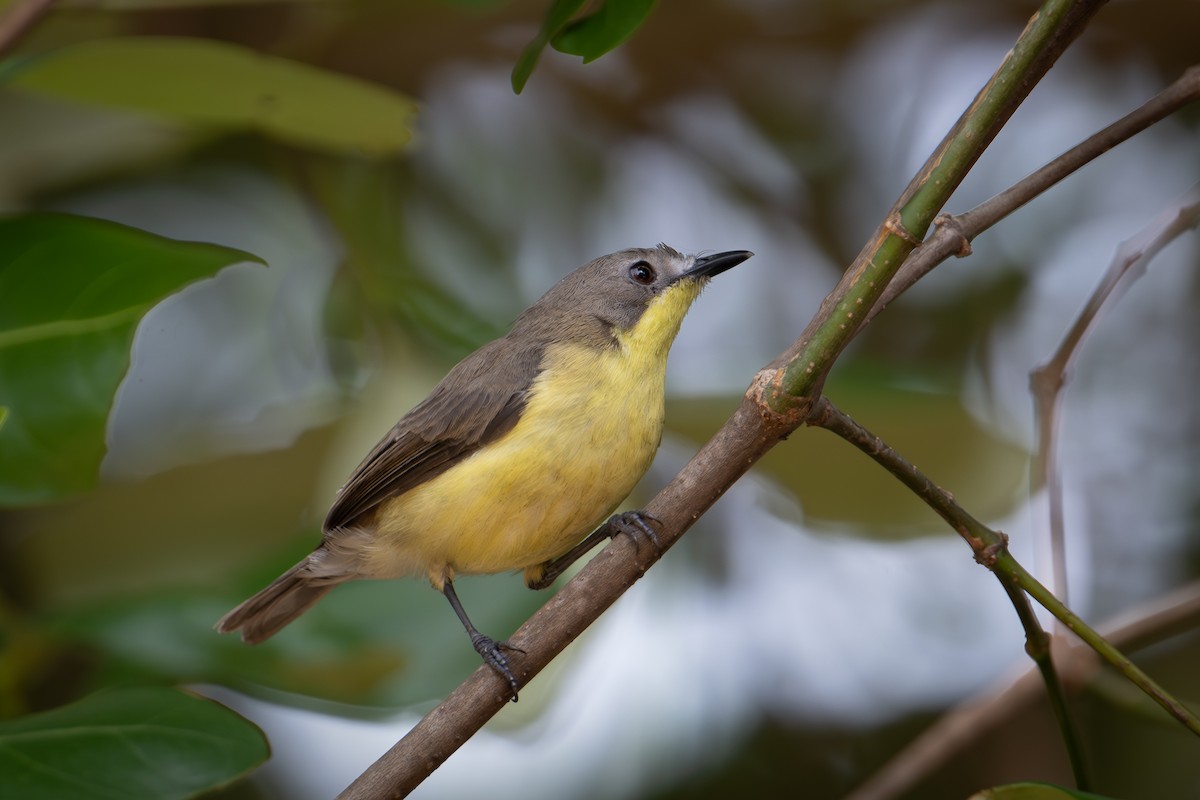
470 633 523 702
607 510 662 552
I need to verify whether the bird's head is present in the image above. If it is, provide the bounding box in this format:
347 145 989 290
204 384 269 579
518 244 752 355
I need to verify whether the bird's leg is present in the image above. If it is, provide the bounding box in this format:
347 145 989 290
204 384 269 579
526 510 662 590
442 579 523 701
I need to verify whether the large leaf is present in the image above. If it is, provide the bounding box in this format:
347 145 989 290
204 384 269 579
553 0 657 63
511 0 586 93
43 564 546 708
0 686 268 800
1 37 417 156
0 214 263 506
511 0 657 92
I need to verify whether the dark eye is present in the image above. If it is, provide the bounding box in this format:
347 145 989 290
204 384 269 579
628 260 656 285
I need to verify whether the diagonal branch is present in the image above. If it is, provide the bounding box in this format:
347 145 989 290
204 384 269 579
866 65 1200 324
808 396 1088 788
809 397 1200 739
847 580 1200 800
0 0 56 60
765 0 1109 411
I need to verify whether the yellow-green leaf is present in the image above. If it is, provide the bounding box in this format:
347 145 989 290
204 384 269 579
970 782 1121 800
2 37 417 156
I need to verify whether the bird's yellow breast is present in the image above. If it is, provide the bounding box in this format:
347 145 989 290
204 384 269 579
366 279 704 588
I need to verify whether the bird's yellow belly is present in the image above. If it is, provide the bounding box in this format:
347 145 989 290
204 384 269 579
367 339 666 587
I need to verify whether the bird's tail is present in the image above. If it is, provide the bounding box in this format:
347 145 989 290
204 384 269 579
216 545 355 644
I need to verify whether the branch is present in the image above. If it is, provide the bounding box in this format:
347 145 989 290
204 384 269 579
765 0 1108 410
338 2 1107 795
808 397 1200 737
807 397 1088 787
866 65 1200 323
1031 183 1200 601
847 580 1200 800
0 0 56 60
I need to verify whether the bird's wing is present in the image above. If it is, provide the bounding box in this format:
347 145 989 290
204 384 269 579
322 338 542 531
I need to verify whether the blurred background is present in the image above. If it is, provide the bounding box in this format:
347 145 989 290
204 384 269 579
2 1 1199 798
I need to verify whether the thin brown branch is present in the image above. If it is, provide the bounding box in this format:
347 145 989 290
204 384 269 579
808 397 1091 785
867 65 1200 324
806 397 1004 556
810 396 1200 770
0 0 56 60
1031 182 1200 603
847 580 1200 800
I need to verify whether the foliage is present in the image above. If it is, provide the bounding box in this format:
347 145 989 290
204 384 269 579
0 214 262 505
511 0 658 93
3 37 417 155
0 686 268 800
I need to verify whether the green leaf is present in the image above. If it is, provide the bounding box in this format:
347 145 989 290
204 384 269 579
552 0 657 63
511 0 587 93
0 214 263 506
45 565 546 708
2 37 417 156
0 686 268 800
970 782 1121 800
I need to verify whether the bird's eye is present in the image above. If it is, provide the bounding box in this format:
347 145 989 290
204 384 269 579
629 261 656 285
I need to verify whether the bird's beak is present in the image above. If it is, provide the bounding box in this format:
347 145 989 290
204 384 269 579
684 250 753 280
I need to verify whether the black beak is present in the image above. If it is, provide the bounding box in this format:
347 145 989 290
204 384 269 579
685 250 753 279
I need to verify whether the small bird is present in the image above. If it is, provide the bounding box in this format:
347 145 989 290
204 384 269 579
217 244 751 698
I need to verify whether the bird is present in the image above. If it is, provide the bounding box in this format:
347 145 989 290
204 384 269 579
217 244 752 699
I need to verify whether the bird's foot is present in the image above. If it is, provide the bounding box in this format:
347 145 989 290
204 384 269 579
607 509 662 552
470 632 524 702
525 510 664 591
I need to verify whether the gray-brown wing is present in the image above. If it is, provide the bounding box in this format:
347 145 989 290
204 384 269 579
322 338 543 532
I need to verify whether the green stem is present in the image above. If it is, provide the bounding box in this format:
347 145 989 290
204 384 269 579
808 395 1200 785
1000 553 1200 736
770 0 1107 410
996 578 1090 789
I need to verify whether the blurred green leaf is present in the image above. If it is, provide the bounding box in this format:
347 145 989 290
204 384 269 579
0 685 267 800
0 213 262 506
553 0 657 62
40 548 546 707
511 0 587 93
2 37 417 156
669 367 1028 535
969 783 1119 800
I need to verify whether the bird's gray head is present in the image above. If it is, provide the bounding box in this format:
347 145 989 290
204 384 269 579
513 244 752 347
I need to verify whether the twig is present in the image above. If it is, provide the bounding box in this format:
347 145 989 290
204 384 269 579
765 0 1106 410
0 0 56 60
809 397 1200 739
1030 183 1200 603
338 2 1107 795
1009 554 1200 735
866 65 1200 324
808 396 1089 786
997 577 1089 789
847 580 1200 800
